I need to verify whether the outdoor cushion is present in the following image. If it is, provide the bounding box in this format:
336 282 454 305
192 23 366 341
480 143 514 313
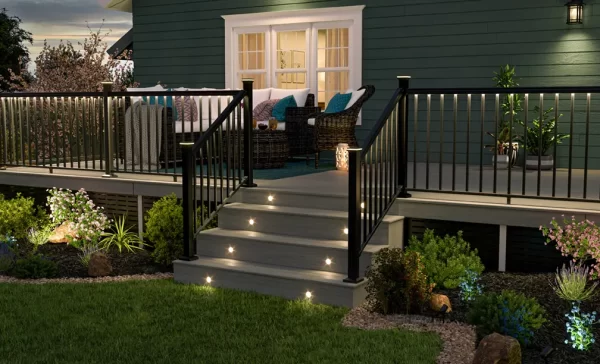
344 88 366 110
324 92 352 113
253 99 280 121
272 95 297 121
126 85 164 104
173 95 198 122
270 88 310 107
253 88 272 107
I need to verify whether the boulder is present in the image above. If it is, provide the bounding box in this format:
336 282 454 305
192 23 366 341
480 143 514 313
48 222 77 244
88 252 112 277
430 293 452 313
473 333 521 364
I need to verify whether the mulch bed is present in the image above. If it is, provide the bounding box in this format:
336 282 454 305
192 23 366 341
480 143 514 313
343 304 476 364
440 272 600 364
31 244 170 278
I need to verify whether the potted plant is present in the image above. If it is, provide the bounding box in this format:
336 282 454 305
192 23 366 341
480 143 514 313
516 106 569 170
485 65 522 167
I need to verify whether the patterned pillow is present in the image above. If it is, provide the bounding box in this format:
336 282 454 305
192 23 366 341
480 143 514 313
253 99 280 121
174 96 198 122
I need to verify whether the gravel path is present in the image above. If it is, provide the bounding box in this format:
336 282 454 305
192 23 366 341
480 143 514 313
342 305 477 364
0 272 173 284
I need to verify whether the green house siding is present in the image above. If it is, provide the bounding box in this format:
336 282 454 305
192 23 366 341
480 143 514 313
132 0 600 168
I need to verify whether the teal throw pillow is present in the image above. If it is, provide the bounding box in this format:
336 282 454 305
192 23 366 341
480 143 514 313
324 92 352 114
143 89 177 119
271 95 297 121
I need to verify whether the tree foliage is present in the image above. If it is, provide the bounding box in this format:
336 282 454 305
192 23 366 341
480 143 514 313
0 8 33 91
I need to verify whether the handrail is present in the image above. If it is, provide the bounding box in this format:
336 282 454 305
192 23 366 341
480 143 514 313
361 88 403 158
192 90 245 152
180 79 255 261
410 86 600 94
345 76 410 283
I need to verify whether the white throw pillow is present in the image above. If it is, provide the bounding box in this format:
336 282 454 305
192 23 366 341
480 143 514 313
253 88 272 107
127 85 165 104
270 88 310 107
344 88 366 110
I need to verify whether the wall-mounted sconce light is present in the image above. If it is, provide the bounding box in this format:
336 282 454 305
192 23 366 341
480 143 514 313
566 0 584 25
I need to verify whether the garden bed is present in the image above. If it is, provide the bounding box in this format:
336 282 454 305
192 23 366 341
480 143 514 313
30 244 170 278
442 272 600 364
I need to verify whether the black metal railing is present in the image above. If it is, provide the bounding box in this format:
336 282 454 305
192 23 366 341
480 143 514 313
406 86 600 202
180 80 254 261
345 76 410 283
0 84 243 178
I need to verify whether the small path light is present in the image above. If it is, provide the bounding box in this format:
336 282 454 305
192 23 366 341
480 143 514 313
249 218 255 226
228 246 234 254
268 195 274 202
343 228 349 235
206 276 212 284
325 258 332 266
305 291 312 299
566 0 584 24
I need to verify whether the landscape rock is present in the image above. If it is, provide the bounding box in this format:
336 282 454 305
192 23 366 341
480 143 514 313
48 222 77 244
430 293 452 313
88 252 112 277
472 333 521 364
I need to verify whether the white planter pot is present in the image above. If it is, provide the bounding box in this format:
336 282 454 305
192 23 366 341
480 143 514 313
526 155 553 171
492 154 510 169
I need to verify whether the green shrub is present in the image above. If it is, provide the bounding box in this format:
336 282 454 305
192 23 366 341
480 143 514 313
145 194 217 266
27 225 53 252
468 290 546 346
365 248 431 315
0 193 47 240
11 254 59 279
406 229 484 289
101 215 146 254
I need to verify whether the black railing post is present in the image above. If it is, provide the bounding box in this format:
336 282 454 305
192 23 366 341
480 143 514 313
344 148 364 283
101 82 115 178
181 142 198 261
242 79 257 187
397 76 411 197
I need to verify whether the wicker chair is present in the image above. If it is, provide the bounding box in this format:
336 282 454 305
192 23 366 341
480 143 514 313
284 94 319 158
308 85 375 168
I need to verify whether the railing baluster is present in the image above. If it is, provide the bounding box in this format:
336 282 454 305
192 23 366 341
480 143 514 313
536 94 543 196
413 94 418 189
584 93 591 199
568 93 574 198
508 94 514 198
523 94 529 195
439 94 444 191
466 94 472 192
552 94 558 197
479 94 485 193
493 93 499 194
426 93 431 190
452 94 457 191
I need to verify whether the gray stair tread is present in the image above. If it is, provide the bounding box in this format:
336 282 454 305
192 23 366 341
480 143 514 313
200 228 382 253
177 256 365 288
224 202 404 223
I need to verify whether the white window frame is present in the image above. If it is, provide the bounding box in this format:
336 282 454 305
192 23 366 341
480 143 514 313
233 26 270 88
223 5 364 101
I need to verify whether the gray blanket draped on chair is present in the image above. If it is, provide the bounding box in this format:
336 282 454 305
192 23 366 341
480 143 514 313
124 102 163 171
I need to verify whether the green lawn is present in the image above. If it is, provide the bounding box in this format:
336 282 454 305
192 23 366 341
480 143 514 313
0 279 441 364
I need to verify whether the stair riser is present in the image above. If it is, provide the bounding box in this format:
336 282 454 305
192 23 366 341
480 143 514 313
218 208 402 245
196 235 373 274
233 190 348 211
174 261 367 308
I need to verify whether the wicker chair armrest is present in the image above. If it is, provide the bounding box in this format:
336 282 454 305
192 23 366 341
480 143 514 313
285 106 321 124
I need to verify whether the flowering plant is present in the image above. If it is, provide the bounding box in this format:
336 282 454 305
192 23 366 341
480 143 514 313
541 216 600 279
565 302 597 351
458 269 484 303
47 188 108 243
